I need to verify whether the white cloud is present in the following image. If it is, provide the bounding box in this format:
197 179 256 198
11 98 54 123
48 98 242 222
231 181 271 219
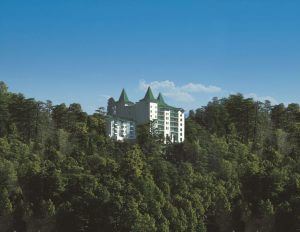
139 80 175 91
139 80 222 102
245 93 278 105
181 83 221 93
163 89 195 102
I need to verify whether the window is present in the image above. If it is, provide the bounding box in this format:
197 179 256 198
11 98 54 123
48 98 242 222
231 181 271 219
180 133 182 136
180 128 182 131
180 123 182 126
166 127 169 130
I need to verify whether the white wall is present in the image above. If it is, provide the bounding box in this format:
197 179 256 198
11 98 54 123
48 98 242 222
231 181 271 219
107 118 136 141
178 111 185 142
149 102 158 121
164 110 171 142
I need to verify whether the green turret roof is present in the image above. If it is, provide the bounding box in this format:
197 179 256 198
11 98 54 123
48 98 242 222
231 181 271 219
118 89 130 103
143 87 156 101
157 92 167 105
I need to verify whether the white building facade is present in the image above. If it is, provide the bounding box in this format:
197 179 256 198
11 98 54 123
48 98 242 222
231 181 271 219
106 117 136 141
106 87 185 143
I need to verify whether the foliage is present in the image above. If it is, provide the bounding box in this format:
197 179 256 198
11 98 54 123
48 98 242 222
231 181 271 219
0 82 299 232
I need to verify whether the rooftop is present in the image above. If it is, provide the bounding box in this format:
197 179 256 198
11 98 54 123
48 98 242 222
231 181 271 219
115 87 184 112
118 88 134 105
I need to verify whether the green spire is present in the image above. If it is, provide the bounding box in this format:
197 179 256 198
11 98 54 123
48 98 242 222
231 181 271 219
143 87 155 101
157 92 166 104
119 88 130 103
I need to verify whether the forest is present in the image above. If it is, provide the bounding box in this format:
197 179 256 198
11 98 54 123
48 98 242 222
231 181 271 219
0 81 299 232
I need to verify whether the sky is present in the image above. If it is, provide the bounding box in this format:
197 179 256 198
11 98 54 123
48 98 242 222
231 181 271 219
1 0 300 113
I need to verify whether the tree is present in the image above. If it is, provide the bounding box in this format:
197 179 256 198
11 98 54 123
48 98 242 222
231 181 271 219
0 81 8 94
0 84 299 232
52 104 68 129
0 85 9 137
271 104 287 129
107 97 116 116
123 145 144 178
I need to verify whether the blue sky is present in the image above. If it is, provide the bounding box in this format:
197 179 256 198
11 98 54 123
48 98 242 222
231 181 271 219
1 0 300 113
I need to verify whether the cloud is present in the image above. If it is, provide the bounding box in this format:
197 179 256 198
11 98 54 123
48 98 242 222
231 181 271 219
245 93 278 105
139 80 175 91
139 80 222 102
181 83 222 93
163 89 195 102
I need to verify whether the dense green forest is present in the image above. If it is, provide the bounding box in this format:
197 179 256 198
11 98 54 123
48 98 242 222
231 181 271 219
0 81 299 232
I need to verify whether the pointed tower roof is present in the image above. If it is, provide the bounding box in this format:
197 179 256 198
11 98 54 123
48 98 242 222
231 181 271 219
143 87 156 101
157 92 166 105
118 89 130 103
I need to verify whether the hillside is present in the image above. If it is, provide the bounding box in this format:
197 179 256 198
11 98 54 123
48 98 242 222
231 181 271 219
0 81 299 232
